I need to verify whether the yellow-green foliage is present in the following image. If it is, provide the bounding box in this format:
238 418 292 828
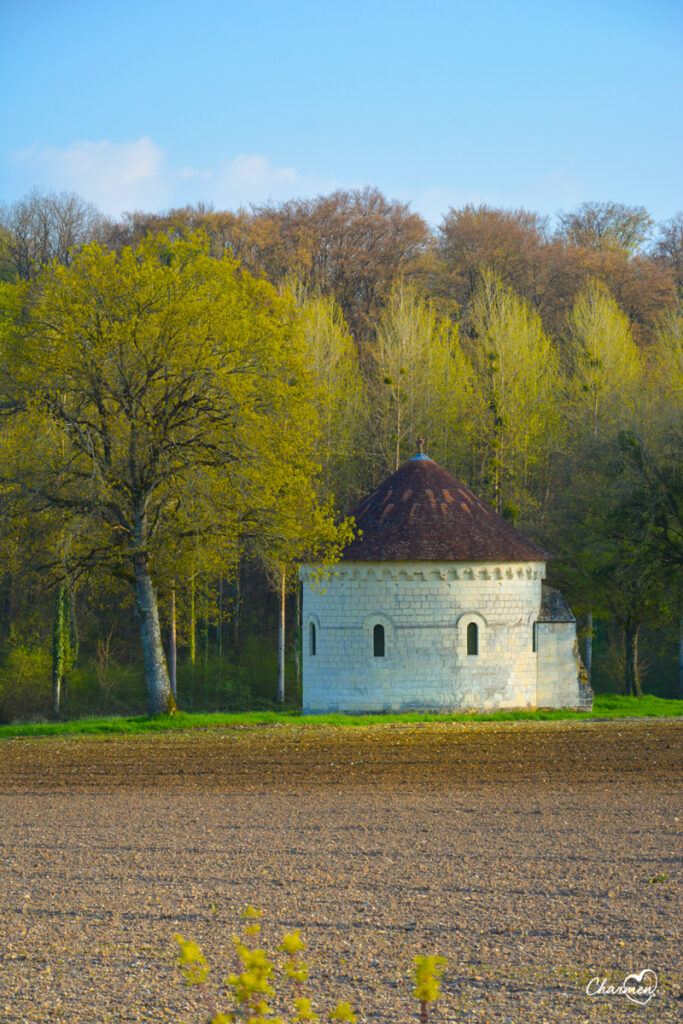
4 231 351 585
567 279 643 434
413 954 447 1005
176 936 210 986
370 279 467 474
175 907 446 1023
467 269 561 515
296 289 365 508
327 1003 355 1022
0 638 51 721
0 231 354 714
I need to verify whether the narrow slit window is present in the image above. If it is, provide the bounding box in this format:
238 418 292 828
532 623 536 653
309 622 316 656
467 622 478 656
373 623 385 658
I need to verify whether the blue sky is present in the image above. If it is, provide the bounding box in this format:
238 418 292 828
2 0 681 227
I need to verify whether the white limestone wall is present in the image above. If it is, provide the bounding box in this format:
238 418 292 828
300 560 546 714
536 622 586 708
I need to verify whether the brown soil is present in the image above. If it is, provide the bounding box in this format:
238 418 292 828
0 719 681 1023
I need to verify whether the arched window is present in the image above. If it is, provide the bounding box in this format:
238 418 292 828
467 622 478 656
373 623 385 658
309 622 316 656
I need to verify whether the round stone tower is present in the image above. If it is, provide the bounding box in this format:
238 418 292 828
300 451 591 714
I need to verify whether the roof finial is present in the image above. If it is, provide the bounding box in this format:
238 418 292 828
418 436 424 455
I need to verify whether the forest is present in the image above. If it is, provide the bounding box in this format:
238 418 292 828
0 187 681 719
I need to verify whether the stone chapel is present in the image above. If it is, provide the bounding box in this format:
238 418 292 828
300 449 593 714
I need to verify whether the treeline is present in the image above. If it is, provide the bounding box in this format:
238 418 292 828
4 187 681 345
0 187 681 718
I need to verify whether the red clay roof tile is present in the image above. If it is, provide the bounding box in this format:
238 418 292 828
342 455 550 562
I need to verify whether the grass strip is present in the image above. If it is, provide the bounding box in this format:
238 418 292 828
0 694 681 738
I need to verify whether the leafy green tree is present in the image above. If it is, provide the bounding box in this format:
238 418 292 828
296 289 365 507
652 306 683 415
241 286 360 704
641 312 683 693
552 282 659 692
0 233 344 715
566 279 642 436
559 430 679 697
369 280 469 474
467 271 561 520
614 431 682 693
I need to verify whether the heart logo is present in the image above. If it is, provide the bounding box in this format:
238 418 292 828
623 968 657 1006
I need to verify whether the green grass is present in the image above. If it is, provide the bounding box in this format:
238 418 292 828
0 694 681 738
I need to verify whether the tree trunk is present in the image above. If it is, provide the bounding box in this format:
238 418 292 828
68 588 79 665
487 354 502 514
52 582 66 717
217 576 223 660
395 393 401 471
169 585 177 699
278 567 286 704
624 622 642 698
189 574 196 665
134 553 175 716
62 586 77 708
232 566 242 650
217 575 223 694
585 610 593 683
294 578 301 695
202 599 209 666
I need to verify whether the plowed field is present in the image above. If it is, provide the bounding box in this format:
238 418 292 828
0 719 681 1022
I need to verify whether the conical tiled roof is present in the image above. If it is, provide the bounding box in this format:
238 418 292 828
342 454 549 562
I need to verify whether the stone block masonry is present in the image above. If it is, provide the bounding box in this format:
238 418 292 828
536 622 592 710
300 560 585 714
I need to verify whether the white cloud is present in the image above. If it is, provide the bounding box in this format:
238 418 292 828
7 135 589 227
11 137 172 215
210 153 300 208
10 139 327 215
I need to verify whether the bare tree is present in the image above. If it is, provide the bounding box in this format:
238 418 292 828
653 212 683 295
436 204 550 309
249 188 430 347
0 188 104 280
557 201 653 255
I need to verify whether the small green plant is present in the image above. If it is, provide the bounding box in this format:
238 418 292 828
413 955 447 1024
176 937 210 986
649 873 667 883
175 907 446 1022
327 1004 355 1022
